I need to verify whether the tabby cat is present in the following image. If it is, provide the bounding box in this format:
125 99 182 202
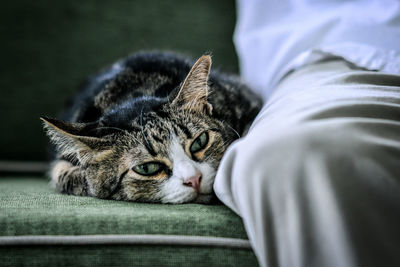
41 52 262 203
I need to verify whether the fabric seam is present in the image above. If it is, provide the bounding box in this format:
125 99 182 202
0 234 252 249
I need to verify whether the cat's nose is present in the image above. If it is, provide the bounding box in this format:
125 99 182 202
183 173 202 191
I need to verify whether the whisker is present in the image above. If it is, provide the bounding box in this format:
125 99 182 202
222 120 241 139
95 126 127 133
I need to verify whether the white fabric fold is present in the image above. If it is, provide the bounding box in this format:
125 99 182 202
234 0 400 100
214 59 400 267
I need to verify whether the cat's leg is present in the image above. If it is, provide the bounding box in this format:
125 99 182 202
50 160 88 196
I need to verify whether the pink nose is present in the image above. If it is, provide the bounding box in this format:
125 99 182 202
183 174 202 191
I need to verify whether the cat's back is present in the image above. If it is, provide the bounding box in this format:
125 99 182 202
63 52 262 134
64 52 193 123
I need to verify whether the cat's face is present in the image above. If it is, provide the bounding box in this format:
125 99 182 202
101 107 229 203
42 55 236 203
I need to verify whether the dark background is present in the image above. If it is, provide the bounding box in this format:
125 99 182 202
0 0 238 161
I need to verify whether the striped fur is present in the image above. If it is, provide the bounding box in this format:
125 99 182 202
41 52 262 203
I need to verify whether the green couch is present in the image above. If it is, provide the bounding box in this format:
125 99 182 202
0 1 258 266
0 178 257 266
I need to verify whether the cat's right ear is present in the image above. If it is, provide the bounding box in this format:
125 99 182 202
171 55 213 115
40 117 109 163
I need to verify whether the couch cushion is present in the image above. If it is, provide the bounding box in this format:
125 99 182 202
0 177 258 266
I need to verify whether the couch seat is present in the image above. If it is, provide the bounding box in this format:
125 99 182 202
0 177 258 266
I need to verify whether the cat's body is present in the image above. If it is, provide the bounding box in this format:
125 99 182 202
42 52 262 203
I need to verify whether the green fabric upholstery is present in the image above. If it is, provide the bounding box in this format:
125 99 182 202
0 178 246 238
1 246 257 267
0 177 258 266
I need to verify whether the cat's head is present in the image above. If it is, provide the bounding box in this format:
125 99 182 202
42 55 237 203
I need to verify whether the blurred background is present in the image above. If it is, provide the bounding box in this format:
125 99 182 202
0 0 238 164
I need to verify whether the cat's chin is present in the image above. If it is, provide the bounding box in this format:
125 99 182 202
192 194 215 204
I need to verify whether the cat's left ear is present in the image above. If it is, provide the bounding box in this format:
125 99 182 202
172 55 213 115
40 117 109 164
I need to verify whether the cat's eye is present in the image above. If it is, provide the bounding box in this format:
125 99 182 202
132 162 164 176
190 132 209 154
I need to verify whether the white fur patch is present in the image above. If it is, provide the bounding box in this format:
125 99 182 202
158 136 215 203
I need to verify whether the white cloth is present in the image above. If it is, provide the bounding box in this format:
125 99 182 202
214 1 400 266
214 59 400 267
234 0 400 100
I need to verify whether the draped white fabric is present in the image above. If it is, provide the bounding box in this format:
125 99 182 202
234 0 400 100
214 61 400 266
215 2 400 266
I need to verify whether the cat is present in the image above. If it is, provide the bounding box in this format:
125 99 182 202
41 52 262 204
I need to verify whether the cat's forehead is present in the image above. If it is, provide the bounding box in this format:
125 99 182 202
134 108 209 134
124 110 209 160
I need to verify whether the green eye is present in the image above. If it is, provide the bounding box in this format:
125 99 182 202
190 132 209 153
132 162 163 176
